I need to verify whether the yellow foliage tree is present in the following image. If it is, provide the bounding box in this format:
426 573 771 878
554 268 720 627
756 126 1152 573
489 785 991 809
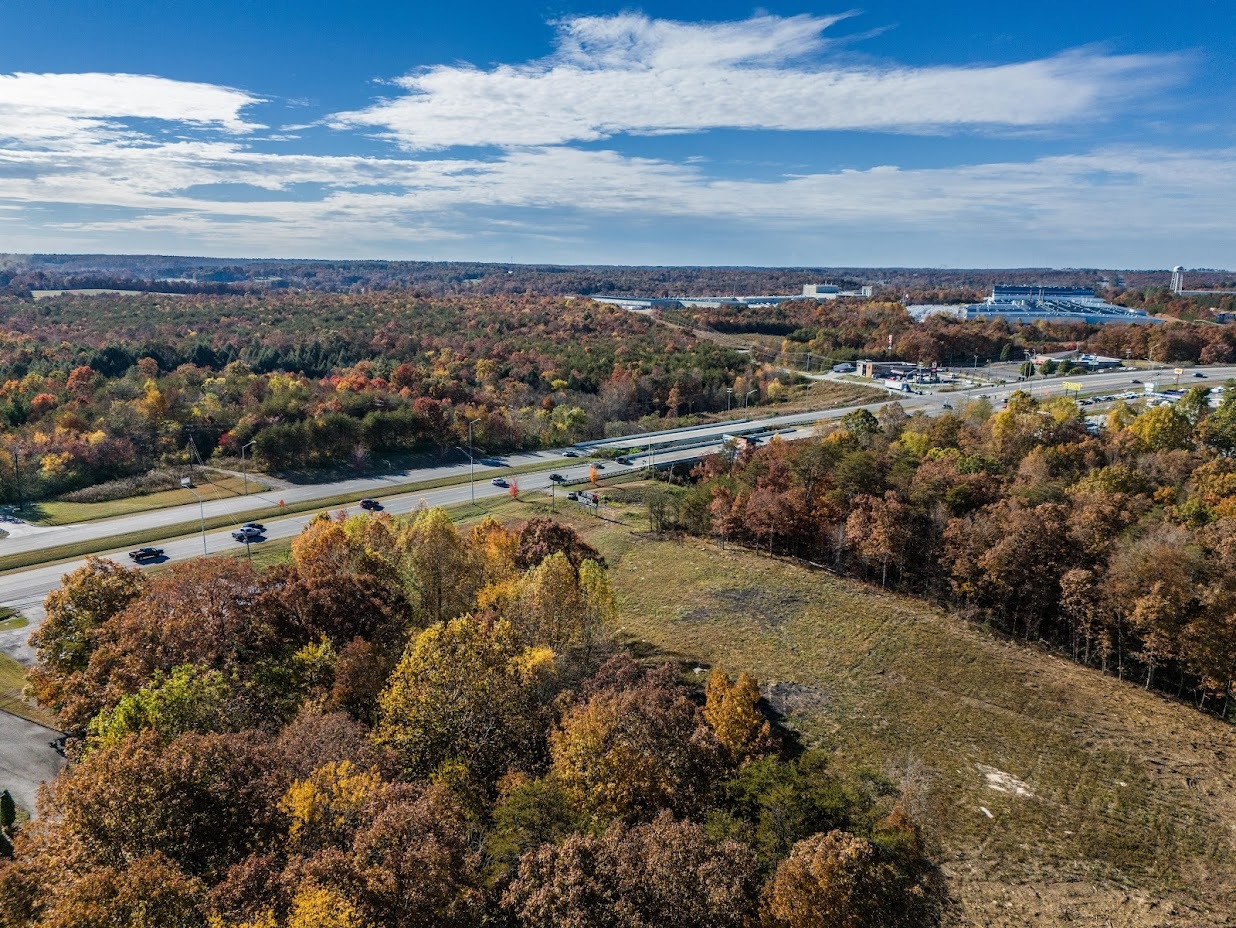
376 616 556 782
287 884 365 928
399 507 479 624
279 760 385 852
703 670 773 760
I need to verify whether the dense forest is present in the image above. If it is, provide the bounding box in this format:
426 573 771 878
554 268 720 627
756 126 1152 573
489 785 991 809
4 284 1236 503
0 512 938 928
643 387 1236 715
0 292 762 500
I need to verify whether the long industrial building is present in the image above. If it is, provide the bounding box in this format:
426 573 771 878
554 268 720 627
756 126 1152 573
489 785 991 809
589 283 872 311
907 286 1162 325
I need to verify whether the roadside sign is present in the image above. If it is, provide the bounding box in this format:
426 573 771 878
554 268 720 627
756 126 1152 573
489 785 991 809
1062 381 1083 394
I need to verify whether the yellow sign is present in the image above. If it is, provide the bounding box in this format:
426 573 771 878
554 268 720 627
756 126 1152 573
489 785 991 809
1174 368 1184 375
1062 381 1083 393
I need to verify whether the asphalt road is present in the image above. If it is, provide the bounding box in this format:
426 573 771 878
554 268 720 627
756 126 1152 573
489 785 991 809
2 363 1232 665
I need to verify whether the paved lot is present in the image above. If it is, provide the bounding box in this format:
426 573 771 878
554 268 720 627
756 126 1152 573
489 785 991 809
0 710 64 816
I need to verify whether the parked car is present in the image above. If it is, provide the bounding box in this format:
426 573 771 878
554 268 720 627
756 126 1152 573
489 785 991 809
490 477 508 487
359 498 381 510
128 547 164 562
232 525 263 542
562 450 579 457
566 491 579 500
549 473 565 483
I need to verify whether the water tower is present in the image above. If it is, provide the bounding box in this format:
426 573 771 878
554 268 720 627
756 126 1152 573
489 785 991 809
1171 265 1184 294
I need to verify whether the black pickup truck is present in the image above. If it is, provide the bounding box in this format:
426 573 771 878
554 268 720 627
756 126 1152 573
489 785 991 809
128 547 164 562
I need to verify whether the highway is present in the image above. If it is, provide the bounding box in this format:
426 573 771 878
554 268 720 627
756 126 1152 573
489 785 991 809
2 363 1232 666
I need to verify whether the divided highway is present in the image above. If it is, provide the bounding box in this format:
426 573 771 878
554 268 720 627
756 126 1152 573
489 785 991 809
3 364 1232 665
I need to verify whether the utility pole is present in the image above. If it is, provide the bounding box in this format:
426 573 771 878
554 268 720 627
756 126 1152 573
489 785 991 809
10 447 21 512
240 440 256 495
726 387 733 412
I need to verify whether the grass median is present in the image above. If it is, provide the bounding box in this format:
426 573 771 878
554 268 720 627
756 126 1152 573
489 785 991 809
23 473 267 527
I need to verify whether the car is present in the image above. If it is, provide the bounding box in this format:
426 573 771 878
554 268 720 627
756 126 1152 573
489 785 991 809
1194 371 1207 378
549 473 565 483
593 462 605 469
242 522 265 532
615 457 630 465
566 491 579 501
1131 378 1142 384
562 450 578 457
941 402 953 409
359 498 382 510
128 546 164 562
490 477 508 487
232 525 263 542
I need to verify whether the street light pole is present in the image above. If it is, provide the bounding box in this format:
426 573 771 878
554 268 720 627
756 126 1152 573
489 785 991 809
183 482 208 556
240 440 256 495
726 387 733 412
467 419 475 505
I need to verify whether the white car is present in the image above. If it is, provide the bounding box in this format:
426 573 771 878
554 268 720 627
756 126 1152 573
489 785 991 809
562 450 579 457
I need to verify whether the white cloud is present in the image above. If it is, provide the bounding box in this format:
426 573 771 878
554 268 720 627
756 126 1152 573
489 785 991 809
0 72 263 147
1 133 1231 264
332 13 1180 150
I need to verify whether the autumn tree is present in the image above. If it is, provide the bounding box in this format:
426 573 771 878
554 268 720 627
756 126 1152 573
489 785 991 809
844 492 911 588
26 556 146 716
503 812 760 928
549 665 721 819
399 508 478 625
704 670 774 761
375 616 557 783
762 830 916 928
45 731 285 880
515 517 604 571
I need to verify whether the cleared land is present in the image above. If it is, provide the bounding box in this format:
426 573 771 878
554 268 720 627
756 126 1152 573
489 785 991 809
592 527 1236 926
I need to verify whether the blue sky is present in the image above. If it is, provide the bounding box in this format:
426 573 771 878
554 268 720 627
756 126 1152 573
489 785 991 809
0 1 1231 268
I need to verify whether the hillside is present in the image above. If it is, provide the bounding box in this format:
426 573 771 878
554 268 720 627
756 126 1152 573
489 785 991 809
559 509 1236 927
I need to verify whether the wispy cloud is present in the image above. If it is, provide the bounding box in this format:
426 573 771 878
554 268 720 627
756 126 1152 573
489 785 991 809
0 72 263 148
331 13 1181 149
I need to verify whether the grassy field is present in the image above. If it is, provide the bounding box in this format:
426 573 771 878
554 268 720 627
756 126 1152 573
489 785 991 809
485 489 1235 928
24 474 268 527
0 652 56 728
